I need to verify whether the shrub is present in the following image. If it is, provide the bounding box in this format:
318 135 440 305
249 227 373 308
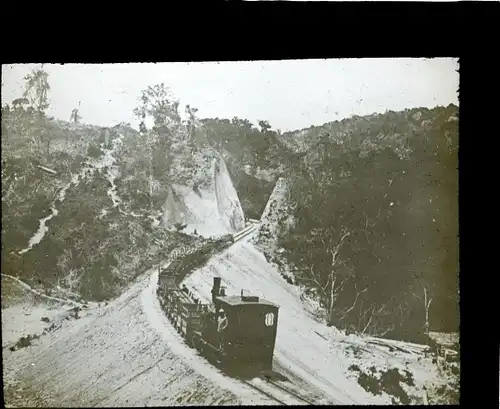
87 142 103 159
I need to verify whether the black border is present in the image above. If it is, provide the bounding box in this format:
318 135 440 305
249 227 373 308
2 1 498 407
458 31 497 409
0 1 473 63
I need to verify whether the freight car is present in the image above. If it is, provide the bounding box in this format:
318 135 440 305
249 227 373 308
157 267 280 378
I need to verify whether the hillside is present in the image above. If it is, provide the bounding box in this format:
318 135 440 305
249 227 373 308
183 239 458 405
1 108 189 303
1 103 286 304
255 104 459 343
3 234 458 407
2 87 459 406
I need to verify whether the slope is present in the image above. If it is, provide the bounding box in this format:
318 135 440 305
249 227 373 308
182 237 450 405
2 265 278 407
2 114 171 302
1 274 88 350
3 103 458 405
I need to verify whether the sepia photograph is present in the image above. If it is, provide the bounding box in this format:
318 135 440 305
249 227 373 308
2 59 459 406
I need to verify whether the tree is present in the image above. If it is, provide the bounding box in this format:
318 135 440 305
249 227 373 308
12 98 29 109
133 83 181 135
303 228 353 324
185 105 198 133
413 285 433 334
185 104 200 150
174 223 187 232
23 64 50 114
258 120 271 133
133 84 183 206
21 65 52 159
70 101 82 124
231 117 254 131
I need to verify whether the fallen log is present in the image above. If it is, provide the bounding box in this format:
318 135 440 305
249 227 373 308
314 331 328 341
38 165 57 174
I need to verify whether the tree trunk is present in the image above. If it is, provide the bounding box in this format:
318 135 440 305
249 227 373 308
328 279 335 324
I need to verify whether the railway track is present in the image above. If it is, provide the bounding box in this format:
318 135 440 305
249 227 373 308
232 223 258 242
266 379 315 405
240 378 314 406
240 379 287 405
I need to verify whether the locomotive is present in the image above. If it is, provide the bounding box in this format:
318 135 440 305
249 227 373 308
157 266 280 378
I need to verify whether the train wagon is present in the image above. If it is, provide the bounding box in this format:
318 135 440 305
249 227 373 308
157 265 180 302
166 290 203 336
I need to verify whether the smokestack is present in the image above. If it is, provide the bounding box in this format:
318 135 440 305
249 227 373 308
212 277 221 303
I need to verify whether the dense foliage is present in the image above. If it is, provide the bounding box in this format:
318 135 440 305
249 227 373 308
1 105 193 301
274 105 459 341
200 117 291 218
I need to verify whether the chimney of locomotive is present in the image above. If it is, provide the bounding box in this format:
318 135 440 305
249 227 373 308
212 277 221 303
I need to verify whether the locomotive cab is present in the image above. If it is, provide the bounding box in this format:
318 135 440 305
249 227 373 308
211 280 279 374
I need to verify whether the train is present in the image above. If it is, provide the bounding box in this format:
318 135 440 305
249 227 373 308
156 265 282 379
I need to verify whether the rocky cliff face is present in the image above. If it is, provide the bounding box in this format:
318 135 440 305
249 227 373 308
213 155 246 233
256 177 294 249
161 154 246 237
162 185 192 228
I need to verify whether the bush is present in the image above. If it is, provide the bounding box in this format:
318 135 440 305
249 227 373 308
87 142 103 158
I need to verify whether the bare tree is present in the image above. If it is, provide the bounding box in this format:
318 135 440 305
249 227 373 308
323 230 352 323
306 262 348 322
339 282 368 322
355 301 395 337
304 229 354 325
70 101 82 124
413 285 433 334
305 225 399 337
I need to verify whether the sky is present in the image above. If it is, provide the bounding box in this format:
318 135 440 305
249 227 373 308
2 59 458 132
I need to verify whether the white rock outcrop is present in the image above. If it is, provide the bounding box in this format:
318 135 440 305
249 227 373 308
161 154 246 237
213 156 245 233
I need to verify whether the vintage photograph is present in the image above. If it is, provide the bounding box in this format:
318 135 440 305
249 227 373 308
2 59 459 406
